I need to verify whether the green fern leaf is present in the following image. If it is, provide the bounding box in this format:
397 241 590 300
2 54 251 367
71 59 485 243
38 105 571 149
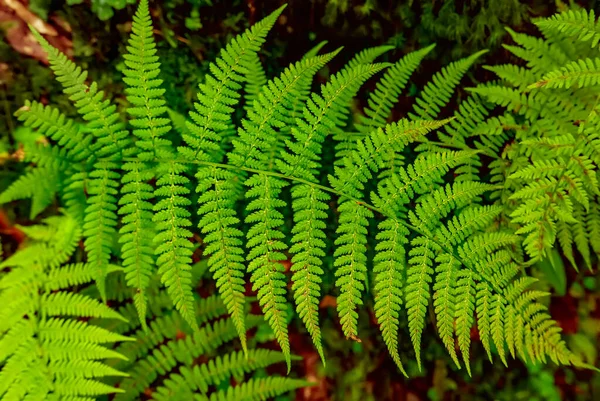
358 44 436 132
278 62 390 359
180 5 285 162
530 58 600 89
330 119 451 341
409 50 488 120
535 9 600 48
30 27 132 300
120 0 178 328
373 218 409 375
153 161 197 330
0 224 129 399
343 45 394 71
433 254 461 368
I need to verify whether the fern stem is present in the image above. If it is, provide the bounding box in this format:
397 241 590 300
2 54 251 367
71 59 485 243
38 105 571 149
127 156 506 222
119 157 506 289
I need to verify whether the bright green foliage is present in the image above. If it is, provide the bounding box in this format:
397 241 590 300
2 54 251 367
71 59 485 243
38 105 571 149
122 0 208 332
535 9 600 48
529 9 600 90
0 214 305 401
242 59 388 367
335 47 486 180
409 50 488 121
277 62 390 361
1 2 591 392
184 6 287 352
471 8 600 268
0 214 130 400
4 101 92 221
330 119 451 343
356 44 436 133
244 53 268 111
28 27 132 301
101 277 308 401
119 0 175 329
532 58 600 88
342 45 393 71
200 46 339 363
181 5 285 163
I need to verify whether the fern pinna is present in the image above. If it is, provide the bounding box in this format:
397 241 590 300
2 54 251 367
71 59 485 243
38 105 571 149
0 1 593 397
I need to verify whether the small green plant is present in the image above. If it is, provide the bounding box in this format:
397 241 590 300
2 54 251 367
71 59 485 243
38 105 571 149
0 2 596 400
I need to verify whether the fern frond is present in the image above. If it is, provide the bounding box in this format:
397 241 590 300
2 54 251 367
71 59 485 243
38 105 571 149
330 119 451 340
0 164 60 219
0 122 78 218
405 236 436 369
177 7 288 350
0 223 129 400
530 58 600 89
201 51 340 357
83 161 120 300
357 44 435 132
151 349 290 399
244 173 290 365
231 49 342 171
15 214 83 269
110 294 226 364
288 183 329 360
120 0 177 328
15 100 92 162
436 96 492 179
454 268 476 374
484 64 537 88
42 291 126 321
433 254 461 368
409 181 494 233
28 30 131 159
180 5 285 162
45 263 95 291
303 40 329 59
6 5 591 385
244 52 268 110
114 317 247 401
279 62 389 179
343 45 394 71
535 9 600 48
119 160 155 327
30 28 132 299
373 218 409 375
123 0 174 162
208 376 310 401
277 62 389 360
371 150 480 210
153 160 197 329
196 166 248 349
409 50 487 120
330 119 452 197
503 27 570 75
111 307 292 401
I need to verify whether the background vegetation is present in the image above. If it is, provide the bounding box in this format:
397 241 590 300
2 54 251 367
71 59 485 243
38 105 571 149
1 0 600 400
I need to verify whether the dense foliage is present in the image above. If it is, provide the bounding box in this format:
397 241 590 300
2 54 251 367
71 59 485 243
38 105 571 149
1 1 600 400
